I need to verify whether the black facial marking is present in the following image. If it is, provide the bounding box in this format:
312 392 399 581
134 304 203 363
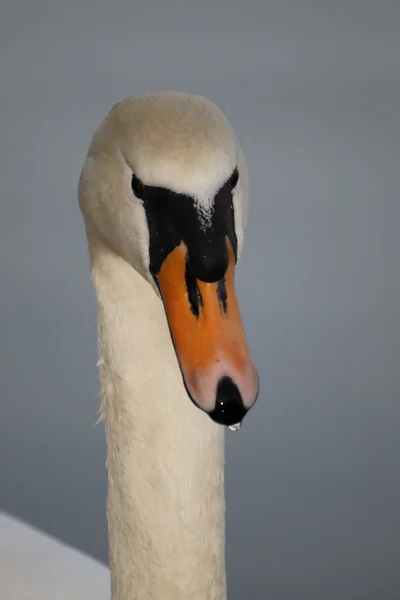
229 169 239 190
217 278 228 313
132 168 239 283
131 172 145 200
185 256 202 317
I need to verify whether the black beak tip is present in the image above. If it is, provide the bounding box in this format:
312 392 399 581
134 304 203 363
208 376 248 427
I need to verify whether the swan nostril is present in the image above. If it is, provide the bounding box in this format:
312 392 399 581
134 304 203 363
209 376 247 427
185 256 202 317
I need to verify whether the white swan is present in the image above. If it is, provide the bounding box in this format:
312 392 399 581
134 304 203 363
1 92 258 599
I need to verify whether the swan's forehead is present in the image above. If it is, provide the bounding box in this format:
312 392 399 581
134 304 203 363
114 94 238 200
133 142 236 201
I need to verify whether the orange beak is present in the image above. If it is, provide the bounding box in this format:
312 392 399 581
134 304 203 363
155 237 259 425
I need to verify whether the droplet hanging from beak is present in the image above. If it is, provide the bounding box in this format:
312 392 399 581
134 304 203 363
228 422 242 432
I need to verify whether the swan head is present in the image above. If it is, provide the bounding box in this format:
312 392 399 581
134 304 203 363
79 92 259 428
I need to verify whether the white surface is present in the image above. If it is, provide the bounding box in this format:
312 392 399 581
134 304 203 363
0 512 110 599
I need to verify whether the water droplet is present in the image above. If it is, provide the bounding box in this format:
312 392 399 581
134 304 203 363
228 422 241 432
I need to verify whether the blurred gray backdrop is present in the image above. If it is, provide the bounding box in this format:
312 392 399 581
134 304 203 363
1 2 399 599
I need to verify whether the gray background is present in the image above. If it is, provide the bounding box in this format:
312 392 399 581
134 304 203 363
1 1 399 598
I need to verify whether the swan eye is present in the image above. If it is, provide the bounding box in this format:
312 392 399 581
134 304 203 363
229 168 239 191
131 173 145 199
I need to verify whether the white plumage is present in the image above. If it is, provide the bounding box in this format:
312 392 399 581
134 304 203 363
2 92 256 600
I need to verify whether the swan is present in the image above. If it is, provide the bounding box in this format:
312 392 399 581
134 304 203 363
1 92 258 599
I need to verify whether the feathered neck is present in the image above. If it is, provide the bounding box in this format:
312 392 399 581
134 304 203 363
89 236 227 600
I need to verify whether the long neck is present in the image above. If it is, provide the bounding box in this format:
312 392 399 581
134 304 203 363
89 240 226 600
